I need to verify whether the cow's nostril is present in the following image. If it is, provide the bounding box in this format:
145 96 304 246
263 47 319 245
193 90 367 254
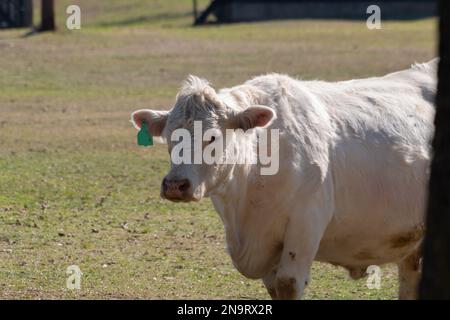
178 179 190 192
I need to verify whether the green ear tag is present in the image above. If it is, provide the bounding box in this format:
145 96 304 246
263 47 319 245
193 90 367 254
137 121 153 147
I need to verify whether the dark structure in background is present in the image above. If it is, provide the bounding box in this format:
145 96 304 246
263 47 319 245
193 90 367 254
0 0 55 32
420 0 450 299
0 0 32 29
39 0 55 31
194 0 437 25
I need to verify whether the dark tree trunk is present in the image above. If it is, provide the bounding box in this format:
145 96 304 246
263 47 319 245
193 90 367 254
193 0 198 20
40 0 55 31
419 0 450 299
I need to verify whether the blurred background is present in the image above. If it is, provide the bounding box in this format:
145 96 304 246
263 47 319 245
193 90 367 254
0 0 437 299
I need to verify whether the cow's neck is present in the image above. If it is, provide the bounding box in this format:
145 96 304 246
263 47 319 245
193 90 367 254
209 162 286 277
210 162 255 245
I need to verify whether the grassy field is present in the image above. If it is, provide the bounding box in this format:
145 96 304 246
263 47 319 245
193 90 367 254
0 0 436 299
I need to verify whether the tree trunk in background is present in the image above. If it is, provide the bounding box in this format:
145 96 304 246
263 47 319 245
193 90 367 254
419 0 450 299
40 0 55 31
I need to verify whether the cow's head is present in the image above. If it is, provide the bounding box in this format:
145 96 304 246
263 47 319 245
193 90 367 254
131 76 276 202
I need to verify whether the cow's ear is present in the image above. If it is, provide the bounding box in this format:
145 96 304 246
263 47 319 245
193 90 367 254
231 105 276 130
131 109 168 137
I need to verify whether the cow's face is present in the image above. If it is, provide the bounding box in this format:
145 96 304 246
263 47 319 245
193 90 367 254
131 76 275 202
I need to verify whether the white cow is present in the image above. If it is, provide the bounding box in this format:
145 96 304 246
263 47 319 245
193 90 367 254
131 60 437 299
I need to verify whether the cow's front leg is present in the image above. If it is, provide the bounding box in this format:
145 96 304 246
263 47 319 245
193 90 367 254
274 195 333 299
262 269 278 299
274 231 317 299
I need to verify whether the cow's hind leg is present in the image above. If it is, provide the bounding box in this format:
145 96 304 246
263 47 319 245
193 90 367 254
397 249 421 300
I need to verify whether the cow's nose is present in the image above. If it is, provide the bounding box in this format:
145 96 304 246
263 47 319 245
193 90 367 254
162 178 191 200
